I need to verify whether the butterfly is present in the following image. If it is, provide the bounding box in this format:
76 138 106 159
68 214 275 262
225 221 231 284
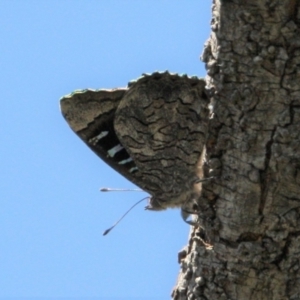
60 71 209 227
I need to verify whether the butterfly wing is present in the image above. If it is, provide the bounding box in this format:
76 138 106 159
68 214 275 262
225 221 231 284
114 72 209 208
60 88 145 188
60 72 209 210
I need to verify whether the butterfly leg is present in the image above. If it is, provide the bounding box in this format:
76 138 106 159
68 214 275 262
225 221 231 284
181 176 216 225
194 176 216 183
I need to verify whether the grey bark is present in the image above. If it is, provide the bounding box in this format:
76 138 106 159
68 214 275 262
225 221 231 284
172 1 300 299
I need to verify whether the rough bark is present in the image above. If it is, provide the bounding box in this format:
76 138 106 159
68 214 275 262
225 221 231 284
172 1 300 299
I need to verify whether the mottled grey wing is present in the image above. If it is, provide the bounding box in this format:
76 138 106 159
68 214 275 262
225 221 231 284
60 88 144 188
114 72 209 209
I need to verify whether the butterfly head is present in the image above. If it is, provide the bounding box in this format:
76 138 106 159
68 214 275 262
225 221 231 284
145 193 200 226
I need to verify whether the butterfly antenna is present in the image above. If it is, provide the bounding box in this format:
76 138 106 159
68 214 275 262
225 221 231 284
103 197 148 236
100 188 143 192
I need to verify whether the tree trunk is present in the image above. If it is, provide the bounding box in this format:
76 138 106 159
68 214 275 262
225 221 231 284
172 1 300 299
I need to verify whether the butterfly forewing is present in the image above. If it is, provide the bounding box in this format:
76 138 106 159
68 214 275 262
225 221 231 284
60 88 142 185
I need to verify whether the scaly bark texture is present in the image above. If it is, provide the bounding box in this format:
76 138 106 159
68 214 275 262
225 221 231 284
172 1 300 299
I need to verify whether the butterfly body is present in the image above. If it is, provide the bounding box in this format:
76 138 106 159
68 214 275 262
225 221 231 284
60 72 209 217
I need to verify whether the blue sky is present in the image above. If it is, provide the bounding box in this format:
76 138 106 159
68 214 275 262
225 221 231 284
0 1 211 299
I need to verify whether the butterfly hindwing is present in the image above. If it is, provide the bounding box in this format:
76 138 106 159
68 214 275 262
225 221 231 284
114 72 209 208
